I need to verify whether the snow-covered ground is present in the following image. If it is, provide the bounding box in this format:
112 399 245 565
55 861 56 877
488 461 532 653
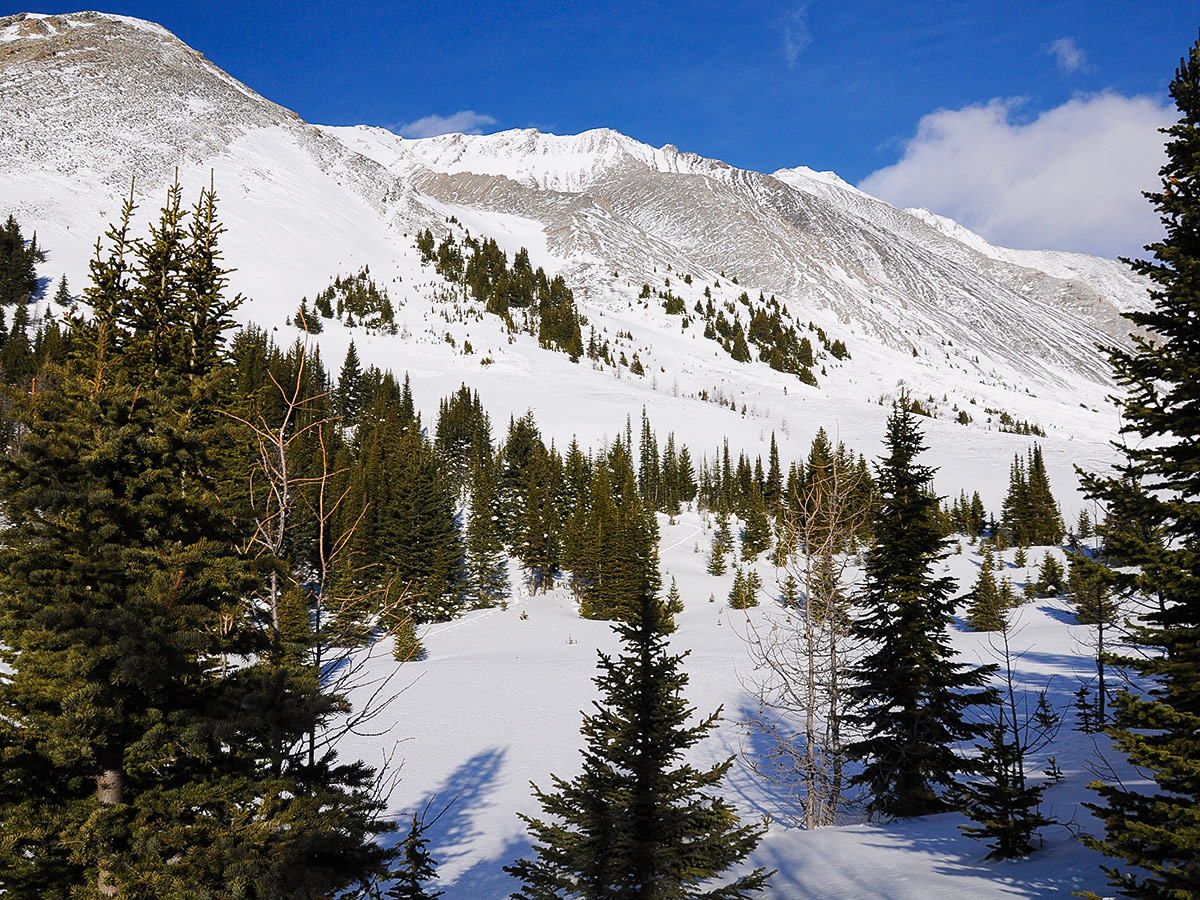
340 513 1128 898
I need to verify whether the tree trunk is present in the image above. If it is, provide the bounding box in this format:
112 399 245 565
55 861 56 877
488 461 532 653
95 763 124 897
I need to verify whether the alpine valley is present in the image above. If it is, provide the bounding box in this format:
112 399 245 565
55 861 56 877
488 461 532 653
0 10 1162 900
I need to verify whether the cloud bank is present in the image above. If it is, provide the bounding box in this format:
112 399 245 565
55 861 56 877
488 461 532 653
859 93 1175 259
398 110 498 139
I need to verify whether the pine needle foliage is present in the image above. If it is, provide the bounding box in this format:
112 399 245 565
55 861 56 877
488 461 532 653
845 398 997 818
506 591 772 899
1077 33 1200 899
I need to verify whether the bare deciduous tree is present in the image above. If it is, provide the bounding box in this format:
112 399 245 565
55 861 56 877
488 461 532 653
742 443 869 828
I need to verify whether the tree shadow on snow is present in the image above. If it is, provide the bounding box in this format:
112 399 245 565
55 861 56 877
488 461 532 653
384 746 530 899
1037 602 1079 627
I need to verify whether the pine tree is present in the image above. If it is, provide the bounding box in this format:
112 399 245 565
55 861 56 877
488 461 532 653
845 399 997 818
387 813 444 900
0 183 393 898
967 543 1004 631
505 590 772 898
1076 34 1200 900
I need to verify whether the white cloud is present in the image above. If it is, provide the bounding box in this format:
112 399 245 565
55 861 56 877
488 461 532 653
782 4 811 66
859 93 1175 259
1044 37 1087 73
397 110 498 139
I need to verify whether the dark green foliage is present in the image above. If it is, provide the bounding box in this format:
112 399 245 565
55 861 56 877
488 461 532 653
1001 444 1064 547
505 590 772 899
740 484 772 559
0 297 33 383
689 290 846 384
337 339 364 422
0 184 393 898
466 454 510 609
960 724 1051 859
961 624 1057 860
1068 552 1120 627
52 274 72 307
567 445 661 622
314 267 397 332
0 213 44 307
966 543 1005 632
383 429 466 621
948 490 988 537
435 383 492 489
1033 553 1064 597
728 567 761 609
1075 34 1200 900
845 399 997 818
387 813 444 900
418 232 584 360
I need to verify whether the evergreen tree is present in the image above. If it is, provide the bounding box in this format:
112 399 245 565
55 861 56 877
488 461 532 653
1077 34 1200 900
740 483 772 559
466 455 509 609
845 399 996 818
1034 553 1064 597
960 724 1051 860
53 274 72 307
728 567 748 609
0 184 393 898
961 621 1055 860
387 813 444 900
0 213 44 307
337 338 363 423
967 543 1005 631
505 590 772 899
0 297 33 383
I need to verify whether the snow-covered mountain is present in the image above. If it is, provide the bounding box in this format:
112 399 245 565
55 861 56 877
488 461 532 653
0 12 1156 898
2 11 1150 512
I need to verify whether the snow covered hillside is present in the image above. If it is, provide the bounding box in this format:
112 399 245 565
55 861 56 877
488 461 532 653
0 10 1154 898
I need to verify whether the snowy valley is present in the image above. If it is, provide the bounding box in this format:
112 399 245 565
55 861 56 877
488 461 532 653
0 10 1174 900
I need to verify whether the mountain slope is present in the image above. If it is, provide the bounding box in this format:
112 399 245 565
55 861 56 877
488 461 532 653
0 10 1143 505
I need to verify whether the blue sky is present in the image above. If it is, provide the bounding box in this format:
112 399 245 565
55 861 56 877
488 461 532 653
11 2 1197 258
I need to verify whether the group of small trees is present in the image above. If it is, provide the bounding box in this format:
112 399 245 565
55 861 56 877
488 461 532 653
416 228 585 360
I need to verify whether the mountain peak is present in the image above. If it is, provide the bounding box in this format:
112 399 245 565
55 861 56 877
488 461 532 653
0 9 299 189
1 11 176 46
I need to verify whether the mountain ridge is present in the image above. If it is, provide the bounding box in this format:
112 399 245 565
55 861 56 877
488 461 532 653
0 9 1144 500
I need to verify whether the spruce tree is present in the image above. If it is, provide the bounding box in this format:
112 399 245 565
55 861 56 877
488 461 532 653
505 589 772 899
845 399 996 818
388 813 444 900
1076 33 1200 900
0 213 44 307
337 338 363 423
0 184 393 898
466 454 510 609
967 542 1004 631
